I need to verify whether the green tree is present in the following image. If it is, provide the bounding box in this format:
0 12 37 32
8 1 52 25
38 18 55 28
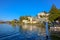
19 16 31 23
49 4 59 22
10 20 16 27
11 20 15 24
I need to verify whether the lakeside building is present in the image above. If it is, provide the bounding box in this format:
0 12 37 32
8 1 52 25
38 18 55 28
22 12 49 24
37 12 49 23
22 17 37 24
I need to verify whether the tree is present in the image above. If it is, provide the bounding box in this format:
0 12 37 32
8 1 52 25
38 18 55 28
19 16 30 23
49 4 58 14
49 4 59 22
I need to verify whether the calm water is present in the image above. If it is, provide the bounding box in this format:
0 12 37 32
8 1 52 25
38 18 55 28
0 24 50 40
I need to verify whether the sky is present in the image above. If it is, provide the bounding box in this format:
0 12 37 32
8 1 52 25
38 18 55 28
0 0 60 21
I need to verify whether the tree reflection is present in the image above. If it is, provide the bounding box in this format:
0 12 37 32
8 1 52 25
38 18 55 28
11 23 16 27
18 23 46 36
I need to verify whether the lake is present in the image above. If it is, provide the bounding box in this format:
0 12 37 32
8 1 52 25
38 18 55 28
0 24 50 40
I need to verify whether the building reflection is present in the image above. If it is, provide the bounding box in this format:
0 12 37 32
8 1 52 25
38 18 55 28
19 24 46 36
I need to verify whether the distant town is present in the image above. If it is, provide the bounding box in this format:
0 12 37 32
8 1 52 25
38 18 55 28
0 5 60 25
0 4 60 40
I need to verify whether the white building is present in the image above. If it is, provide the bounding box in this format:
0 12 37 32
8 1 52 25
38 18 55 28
37 12 49 18
22 17 37 24
28 17 37 23
22 12 49 24
37 12 49 23
22 20 29 23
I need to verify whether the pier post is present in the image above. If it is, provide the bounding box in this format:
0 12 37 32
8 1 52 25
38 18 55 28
46 22 49 36
45 22 50 40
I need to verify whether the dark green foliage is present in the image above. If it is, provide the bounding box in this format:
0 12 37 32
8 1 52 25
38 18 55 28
19 16 29 22
49 4 60 22
51 35 60 40
49 4 58 13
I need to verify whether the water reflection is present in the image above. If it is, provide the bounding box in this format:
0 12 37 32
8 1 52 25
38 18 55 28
10 23 16 28
17 24 46 36
10 23 46 36
18 24 46 40
0 24 47 40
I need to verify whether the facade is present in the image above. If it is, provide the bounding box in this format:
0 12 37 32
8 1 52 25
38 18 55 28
22 20 29 23
37 12 49 23
22 12 49 24
37 12 49 18
22 17 37 24
28 17 37 23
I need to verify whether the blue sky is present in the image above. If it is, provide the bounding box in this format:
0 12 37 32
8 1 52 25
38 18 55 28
0 0 60 21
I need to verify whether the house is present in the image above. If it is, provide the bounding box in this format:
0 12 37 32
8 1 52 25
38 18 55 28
37 12 49 23
22 20 29 23
22 12 50 24
28 17 37 24
22 17 37 24
37 12 49 18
